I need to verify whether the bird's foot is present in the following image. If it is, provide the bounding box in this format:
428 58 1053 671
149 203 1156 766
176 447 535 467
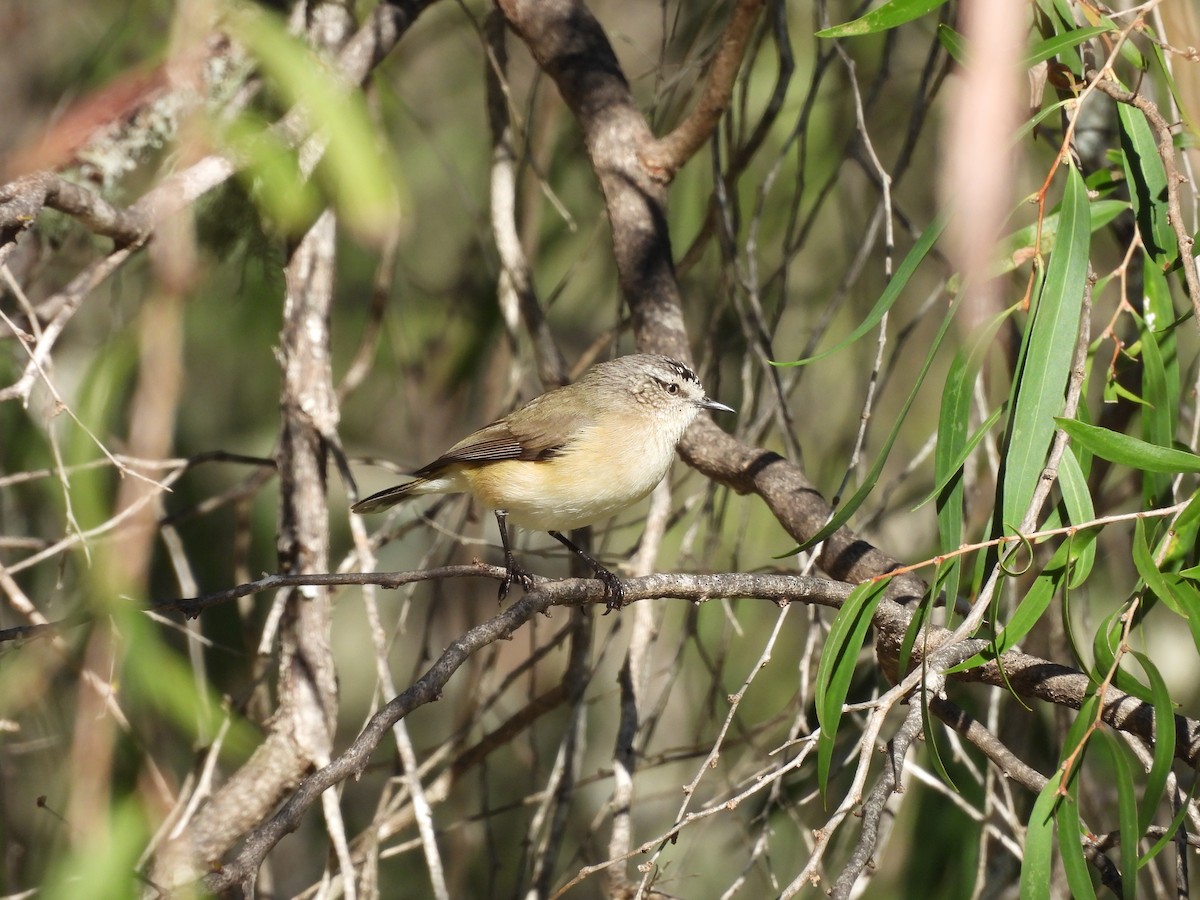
499 553 536 603
596 567 625 614
546 530 627 614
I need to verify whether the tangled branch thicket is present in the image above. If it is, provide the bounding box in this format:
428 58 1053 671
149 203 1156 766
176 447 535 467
2 1 1200 897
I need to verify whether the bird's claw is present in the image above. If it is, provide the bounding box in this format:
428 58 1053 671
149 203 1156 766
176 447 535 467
598 569 625 614
498 555 535 603
497 549 625 613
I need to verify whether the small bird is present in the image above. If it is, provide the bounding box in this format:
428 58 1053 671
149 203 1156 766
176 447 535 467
352 354 734 611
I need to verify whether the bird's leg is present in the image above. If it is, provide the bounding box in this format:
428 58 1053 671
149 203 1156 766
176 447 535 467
495 510 534 602
548 530 625 613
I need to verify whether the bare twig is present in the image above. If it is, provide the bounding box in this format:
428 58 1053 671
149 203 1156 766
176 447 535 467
0 172 150 246
485 11 568 389
829 639 987 898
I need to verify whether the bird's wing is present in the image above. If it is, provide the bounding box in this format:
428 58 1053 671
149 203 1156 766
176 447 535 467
414 391 592 476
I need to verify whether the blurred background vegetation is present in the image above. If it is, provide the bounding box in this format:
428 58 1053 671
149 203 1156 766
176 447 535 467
2 0 1200 897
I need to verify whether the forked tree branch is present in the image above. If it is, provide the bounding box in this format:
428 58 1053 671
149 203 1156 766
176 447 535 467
0 172 150 247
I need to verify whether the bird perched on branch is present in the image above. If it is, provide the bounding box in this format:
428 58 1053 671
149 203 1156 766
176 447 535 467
353 354 734 612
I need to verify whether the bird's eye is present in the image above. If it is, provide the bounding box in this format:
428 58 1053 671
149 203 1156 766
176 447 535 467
666 382 680 395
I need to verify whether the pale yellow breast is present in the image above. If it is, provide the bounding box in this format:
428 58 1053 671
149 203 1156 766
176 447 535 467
459 416 678 531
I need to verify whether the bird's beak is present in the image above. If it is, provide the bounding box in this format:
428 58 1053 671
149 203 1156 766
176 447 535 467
699 396 735 414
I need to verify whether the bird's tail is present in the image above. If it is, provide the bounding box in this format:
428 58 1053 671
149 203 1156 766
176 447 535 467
351 478 430 514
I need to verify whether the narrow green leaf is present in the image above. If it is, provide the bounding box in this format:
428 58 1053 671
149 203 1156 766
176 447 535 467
777 215 947 366
1009 101 1080 157
229 5 402 242
1024 23 1116 68
1069 402 1096 470
1167 512 1200 572
1140 780 1199 867
1133 517 1184 617
1105 377 1150 407
1131 651 1175 837
222 114 323 233
1174 491 1200 535
1143 247 1182 340
1091 610 1154 703
1020 768 1065 899
1117 102 1178 264
930 307 1013 606
1064 690 1102 764
919 672 958 791
934 338 979 551
1041 0 1080 33
1049 0 1083 35
1163 579 1200 658
917 404 1004 511
1089 611 1117 685
1096 731 1140 899
1140 263 1181 506
898 566 950 678
1002 163 1090 531
797 290 959 552
1027 690 1100 898
936 23 965 63
1057 418 1200 473
816 0 948 38
1060 552 1092 672
1056 780 1098 900
1137 308 1174 453
1118 33 1149 71
1057 448 1096 587
991 219 1044 509
1149 38 1200 136
933 307 1013 498
815 580 890 798
995 535 1084 651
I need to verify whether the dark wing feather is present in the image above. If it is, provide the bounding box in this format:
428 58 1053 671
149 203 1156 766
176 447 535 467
414 387 592 476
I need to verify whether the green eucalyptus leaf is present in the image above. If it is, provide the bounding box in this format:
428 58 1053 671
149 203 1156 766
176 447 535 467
815 580 890 799
817 0 947 38
1001 163 1089 532
1057 419 1200 473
